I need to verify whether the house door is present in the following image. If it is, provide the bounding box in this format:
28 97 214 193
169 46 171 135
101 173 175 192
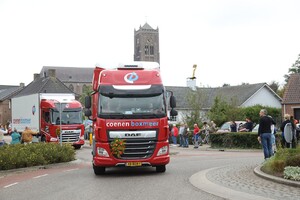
294 108 300 121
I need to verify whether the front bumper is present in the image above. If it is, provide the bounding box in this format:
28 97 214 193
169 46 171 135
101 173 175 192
93 142 170 167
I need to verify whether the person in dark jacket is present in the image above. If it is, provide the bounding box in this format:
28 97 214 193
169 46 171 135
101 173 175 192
258 109 274 160
230 121 237 132
183 124 189 148
240 117 254 132
280 114 296 148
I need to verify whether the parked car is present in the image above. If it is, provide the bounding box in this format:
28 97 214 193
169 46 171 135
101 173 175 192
252 124 259 133
216 121 246 133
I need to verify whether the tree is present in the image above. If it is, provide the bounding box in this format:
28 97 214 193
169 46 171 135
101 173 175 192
241 105 281 125
207 96 230 127
79 85 93 106
268 81 279 93
284 54 300 83
182 88 207 128
222 83 230 87
208 96 244 127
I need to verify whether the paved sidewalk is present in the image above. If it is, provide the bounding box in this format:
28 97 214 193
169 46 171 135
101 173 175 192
170 145 300 200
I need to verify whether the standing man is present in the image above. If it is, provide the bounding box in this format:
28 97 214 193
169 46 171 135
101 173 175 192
178 123 185 147
171 124 178 146
183 124 189 148
258 109 273 160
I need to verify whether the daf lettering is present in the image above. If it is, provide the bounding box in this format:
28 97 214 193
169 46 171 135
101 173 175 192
125 133 142 137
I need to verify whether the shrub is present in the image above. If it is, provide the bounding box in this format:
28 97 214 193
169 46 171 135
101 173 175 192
262 147 300 177
0 143 75 170
209 132 262 149
284 166 300 181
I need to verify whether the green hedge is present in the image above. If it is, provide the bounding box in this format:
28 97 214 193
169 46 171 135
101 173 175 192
0 143 76 170
210 132 282 149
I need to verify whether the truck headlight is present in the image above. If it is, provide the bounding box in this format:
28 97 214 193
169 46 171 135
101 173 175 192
97 147 109 157
50 137 58 142
157 146 168 156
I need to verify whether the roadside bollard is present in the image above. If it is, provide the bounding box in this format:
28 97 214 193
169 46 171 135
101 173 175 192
89 132 92 146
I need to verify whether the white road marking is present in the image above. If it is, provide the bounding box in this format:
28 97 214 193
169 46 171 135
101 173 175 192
64 168 79 172
4 182 19 188
33 174 49 179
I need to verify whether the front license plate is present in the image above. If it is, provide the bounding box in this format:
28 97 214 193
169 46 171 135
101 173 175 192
126 162 142 167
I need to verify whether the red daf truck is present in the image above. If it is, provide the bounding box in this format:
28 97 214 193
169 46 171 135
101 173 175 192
84 62 177 174
12 93 85 149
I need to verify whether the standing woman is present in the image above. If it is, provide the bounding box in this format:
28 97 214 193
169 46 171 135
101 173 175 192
193 123 201 148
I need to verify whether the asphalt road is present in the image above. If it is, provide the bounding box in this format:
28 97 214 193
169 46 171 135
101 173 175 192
0 144 264 200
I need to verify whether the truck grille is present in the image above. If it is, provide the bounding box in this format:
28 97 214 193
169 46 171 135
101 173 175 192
61 130 81 143
110 139 157 160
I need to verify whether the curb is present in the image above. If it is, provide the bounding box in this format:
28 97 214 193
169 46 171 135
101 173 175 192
0 159 83 177
189 167 273 200
254 165 300 188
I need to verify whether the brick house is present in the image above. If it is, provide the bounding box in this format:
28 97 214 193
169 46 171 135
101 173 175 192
0 84 24 125
282 73 300 121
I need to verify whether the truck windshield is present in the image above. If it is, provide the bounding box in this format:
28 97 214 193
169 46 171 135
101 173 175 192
52 110 83 125
99 94 166 119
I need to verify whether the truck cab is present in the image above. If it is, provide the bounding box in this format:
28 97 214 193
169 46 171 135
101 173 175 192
85 62 177 174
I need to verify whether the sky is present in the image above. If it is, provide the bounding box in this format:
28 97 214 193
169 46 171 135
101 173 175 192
1 0 300 88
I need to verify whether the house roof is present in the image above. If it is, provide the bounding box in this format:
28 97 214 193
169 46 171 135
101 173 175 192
40 66 94 83
14 76 73 98
166 83 281 109
282 73 300 104
0 85 24 101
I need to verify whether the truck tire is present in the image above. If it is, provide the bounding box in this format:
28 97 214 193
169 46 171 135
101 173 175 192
93 165 105 175
156 165 166 173
41 135 46 142
73 145 81 150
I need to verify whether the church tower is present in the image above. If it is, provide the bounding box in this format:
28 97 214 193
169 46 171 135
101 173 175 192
134 23 160 64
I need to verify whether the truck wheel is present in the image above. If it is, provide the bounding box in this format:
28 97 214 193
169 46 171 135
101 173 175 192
93 165 105 175
41 135 46 142
73 145 81 150
156 165 166 173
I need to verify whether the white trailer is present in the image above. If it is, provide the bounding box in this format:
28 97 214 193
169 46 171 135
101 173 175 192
11 93 76 133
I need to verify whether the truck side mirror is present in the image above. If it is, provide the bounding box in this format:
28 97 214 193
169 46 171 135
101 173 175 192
170 95 176 108
170 108 178 117
84 109 92 117
85 96 91 109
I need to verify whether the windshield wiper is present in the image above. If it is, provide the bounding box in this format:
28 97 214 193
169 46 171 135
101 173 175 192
100 113 126 119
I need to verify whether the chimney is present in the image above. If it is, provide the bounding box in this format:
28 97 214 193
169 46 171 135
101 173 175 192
33 73 40 80
48 69 56 78
187 78 197 91
20 83 25 88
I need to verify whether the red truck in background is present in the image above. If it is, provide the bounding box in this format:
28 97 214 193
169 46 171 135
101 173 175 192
12 93 85 149
84 62 177 174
